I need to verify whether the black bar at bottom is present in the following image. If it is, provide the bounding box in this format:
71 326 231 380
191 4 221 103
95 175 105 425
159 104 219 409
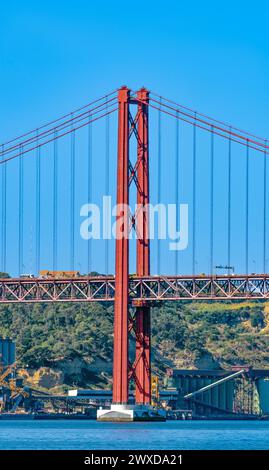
0 450 268 466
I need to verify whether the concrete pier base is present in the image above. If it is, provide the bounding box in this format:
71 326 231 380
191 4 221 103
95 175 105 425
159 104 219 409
97 404 166 422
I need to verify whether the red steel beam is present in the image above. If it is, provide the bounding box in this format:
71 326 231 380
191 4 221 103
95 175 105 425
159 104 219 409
135 88 151 404
1 274 269 302
112 86 130 404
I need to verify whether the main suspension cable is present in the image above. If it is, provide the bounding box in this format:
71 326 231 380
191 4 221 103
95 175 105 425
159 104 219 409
0 97 117 158
0 107 118 165
151 91 267 144
137 98 269 155
1 90 118 147
149 98 269 152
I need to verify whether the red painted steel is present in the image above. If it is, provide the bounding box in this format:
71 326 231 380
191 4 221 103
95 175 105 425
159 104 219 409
1 274 269 303
112 86 130 404
135 88 151 404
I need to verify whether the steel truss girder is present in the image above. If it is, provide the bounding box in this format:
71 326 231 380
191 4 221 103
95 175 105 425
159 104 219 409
0 274 269 303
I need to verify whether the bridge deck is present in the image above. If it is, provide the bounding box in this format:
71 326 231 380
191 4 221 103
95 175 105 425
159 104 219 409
0 274 268 303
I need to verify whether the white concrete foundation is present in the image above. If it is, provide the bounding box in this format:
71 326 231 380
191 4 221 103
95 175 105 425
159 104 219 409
97 404 166 422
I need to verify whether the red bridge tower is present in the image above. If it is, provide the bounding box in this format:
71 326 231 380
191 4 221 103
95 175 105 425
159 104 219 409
98 86 165 421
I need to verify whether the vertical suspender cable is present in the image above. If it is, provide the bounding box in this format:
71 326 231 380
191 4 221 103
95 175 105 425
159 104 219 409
36 131 40 275
157 98 162 274
175 111 179 275
70 117 75 271
192 114 197 275
227 128 232 271
53 130 58 271
210 125 214 274
263 141 267 273
19 144 23 275
88 111 92 274
105 97 110 275
246 140 249 274
1 144 6 273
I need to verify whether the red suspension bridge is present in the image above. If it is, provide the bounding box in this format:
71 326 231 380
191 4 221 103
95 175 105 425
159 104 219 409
0 86 269 415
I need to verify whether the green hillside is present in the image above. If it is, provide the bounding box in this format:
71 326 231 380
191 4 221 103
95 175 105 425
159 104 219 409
0 300 269 392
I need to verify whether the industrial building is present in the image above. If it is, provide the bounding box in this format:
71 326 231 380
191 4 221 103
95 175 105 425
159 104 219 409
1 341 269 420
0 337 15 367
67 368 269 419
165 368 269 418
0 337 16 412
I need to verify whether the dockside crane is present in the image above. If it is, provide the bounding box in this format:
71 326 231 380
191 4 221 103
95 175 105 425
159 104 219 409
0 363 30 411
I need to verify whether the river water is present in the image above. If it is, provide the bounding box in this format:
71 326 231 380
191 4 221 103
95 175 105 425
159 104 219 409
0 420 268 450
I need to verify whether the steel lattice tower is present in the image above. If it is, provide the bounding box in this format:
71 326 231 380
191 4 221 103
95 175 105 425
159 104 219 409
112 86 151 406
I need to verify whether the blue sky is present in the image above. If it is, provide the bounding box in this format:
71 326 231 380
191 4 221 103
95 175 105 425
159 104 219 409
0 1 269 276
1 1 269 137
